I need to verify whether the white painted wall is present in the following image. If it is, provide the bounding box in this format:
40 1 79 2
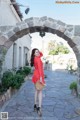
15 35 31 68
0 0 31 71
0 0 21 25
3 45 13 71
3 35 31 71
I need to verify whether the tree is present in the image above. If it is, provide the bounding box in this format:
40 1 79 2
48 40 70 55
48 40 57 51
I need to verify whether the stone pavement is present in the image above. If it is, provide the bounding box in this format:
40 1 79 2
0 70 80 120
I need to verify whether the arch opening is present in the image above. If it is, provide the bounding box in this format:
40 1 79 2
0 16 80 87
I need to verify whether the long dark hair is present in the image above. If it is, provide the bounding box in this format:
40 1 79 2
30 48 38 67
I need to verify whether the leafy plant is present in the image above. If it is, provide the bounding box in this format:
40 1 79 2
0 84 7 95
1 70 13 89
1 66 31 94
23 66 31 75
69 82 77 90
16 67 26 77
48 40 70 55
11 73 24 89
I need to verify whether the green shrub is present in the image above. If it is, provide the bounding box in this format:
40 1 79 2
1 70 13 89
16 67 22 74
0 84 7 95
69 82 77 90
11 73 24 89
1 67 30 93
23 66 31 75
16 67 25 76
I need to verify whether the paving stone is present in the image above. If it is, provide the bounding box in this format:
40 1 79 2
71 116 80 120
64 110 78 119
42 100 56 106
75 107 80 115
53 107 64 118
41 116 58 120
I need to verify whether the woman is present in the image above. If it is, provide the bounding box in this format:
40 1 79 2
30 48 45 116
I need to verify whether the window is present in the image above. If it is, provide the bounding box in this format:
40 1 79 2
13 43 17 68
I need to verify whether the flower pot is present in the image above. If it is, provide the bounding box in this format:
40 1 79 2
71 89 77 96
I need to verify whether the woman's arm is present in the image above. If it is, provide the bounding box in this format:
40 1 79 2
39 52 43 57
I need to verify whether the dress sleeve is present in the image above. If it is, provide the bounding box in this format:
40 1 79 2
36 57 42 77
40 52 43 57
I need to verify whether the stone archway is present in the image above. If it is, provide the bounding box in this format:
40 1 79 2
0 16 80 92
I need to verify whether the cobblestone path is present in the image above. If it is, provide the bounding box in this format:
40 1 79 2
1 70 80 120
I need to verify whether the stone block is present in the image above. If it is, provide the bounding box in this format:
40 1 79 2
6 31 15 38
55 30 64 37
74 25 80 36
40 16 47 21
19 24 29 30
0 36 8 45
56 25 66 33
66 25 74 32
27 21 34 27
72 46 79 55
4 40 13 49
47 28 56 34
62 35 75 48
64 30 73 38
9 34 18 42
57 20 66 26
25 17 34 22
33 18 43 27
15 28 30 38
76 45 80 54
72 36 80 45
44 21 57 29
13 27 20 33
25 17 34 27
48 17 56 23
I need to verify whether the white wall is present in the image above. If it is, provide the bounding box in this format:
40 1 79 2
3 45 13 71
3 35 31 71
0 0 31 71
0 0 21 26
15 35 31 68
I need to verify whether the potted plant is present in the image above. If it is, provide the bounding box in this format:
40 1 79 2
69 82 78 96
0 84 7 105
23 66 31 76
16 67 26 77
11 73 24 90
1 70 13 89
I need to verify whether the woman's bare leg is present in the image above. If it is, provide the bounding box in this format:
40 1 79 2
37 90 42 116
34 88 39 111
34 88 39 105
38 90 42 108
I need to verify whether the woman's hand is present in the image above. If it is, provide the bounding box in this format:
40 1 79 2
40 77 43 83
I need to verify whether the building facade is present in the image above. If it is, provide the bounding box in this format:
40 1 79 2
0 0 31 71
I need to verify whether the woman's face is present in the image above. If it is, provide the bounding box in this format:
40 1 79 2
34 50 40 56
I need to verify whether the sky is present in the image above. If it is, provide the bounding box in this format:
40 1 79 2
17 0 80 25
16 0 79 55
